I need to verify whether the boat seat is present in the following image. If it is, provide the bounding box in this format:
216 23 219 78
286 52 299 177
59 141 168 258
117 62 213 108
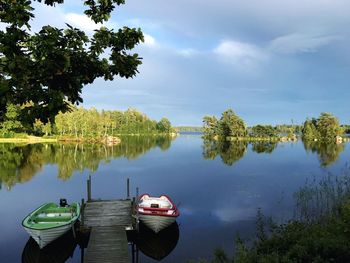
44 208 72 214
37 212 73 218
32 217 72 223
33 214 73 222
140 198 172 209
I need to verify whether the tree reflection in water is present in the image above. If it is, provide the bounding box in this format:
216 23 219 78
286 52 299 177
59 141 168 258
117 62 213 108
302 140 345 167
251 141 278 154
202 140 248 166
203 139 345 167
0 136 173 189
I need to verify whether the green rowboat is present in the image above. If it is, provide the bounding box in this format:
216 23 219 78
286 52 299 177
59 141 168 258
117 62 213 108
22 202 80 249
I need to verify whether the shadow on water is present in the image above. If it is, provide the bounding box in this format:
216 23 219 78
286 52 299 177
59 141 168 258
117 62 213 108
129 222 180 262
22 229 77 263
22 223 91 263
0 136 173 189
21 221 178 263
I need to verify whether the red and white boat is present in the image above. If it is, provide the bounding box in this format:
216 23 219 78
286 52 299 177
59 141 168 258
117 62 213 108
137 194 179 233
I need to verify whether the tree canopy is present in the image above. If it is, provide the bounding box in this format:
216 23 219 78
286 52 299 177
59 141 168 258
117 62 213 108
203 109 247 140
0 0 144 123
53 107 174 137
219 109 247 138
302 113 343 142
250 125 277 138
203 115 219 138
0 103 23 136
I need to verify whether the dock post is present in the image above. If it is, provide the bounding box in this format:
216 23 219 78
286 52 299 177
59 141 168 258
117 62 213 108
87 175 91 202
80 245 84 263
132 243 135 263
81 198 85 226
127 178 130 199
136 246 139 263
136 187 139 231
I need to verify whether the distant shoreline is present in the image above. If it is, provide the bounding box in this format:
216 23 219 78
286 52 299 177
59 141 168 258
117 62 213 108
0 133 178 144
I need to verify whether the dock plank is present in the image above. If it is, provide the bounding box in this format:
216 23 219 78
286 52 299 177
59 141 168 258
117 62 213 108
85 226 130 263
83 200 132 263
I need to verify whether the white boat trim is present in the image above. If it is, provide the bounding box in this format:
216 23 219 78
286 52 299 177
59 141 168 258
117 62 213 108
137 194 179 233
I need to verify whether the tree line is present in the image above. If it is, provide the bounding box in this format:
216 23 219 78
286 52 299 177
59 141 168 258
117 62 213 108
0 103 174 138
203 109 280 140
203 109 346 143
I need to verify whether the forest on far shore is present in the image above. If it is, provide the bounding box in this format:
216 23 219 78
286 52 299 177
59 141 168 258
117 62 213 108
0 103 175 139
203 109 349 143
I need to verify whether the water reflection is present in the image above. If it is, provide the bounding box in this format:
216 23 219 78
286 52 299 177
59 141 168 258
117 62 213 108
202 140 248 166
2 135 350 262
22 230 77 263
0 136 173 189
131 222 179 261
203 139 346 167
251 141 278 154
302 140 345 167
202 140 279 166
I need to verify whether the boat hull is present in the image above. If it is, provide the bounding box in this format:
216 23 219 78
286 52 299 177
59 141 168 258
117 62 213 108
139 214 176 233
22 202 80 249
23 223 74 249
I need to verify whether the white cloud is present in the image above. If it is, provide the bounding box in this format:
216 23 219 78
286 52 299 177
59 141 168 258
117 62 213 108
64 13 103 32
143 33 156 46
214 40 267 70
177 48 199 57
269 33 339 54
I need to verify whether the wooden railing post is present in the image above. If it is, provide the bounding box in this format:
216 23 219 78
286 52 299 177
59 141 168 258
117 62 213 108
136 187 139 231
127 178 130 199
81 198 85 226
87 175 91 202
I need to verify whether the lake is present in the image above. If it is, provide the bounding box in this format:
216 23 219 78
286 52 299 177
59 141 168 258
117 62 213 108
0 133 349 263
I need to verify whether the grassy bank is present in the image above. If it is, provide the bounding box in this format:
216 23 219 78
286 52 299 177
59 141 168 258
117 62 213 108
0 136 57 143
0 132 177 145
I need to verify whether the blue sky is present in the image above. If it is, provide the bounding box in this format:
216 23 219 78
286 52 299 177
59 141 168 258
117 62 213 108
31 0 350 126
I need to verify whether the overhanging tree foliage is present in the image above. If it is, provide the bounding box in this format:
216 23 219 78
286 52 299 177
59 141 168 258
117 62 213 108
0 0 144 123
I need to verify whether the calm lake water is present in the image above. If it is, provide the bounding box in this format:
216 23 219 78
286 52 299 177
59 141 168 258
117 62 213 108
0 133 349 263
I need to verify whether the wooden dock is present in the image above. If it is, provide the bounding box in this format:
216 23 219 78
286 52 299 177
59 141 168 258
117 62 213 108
83 200 132 263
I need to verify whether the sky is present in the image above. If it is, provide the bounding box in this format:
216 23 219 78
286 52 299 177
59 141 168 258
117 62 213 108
30 0 350 126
